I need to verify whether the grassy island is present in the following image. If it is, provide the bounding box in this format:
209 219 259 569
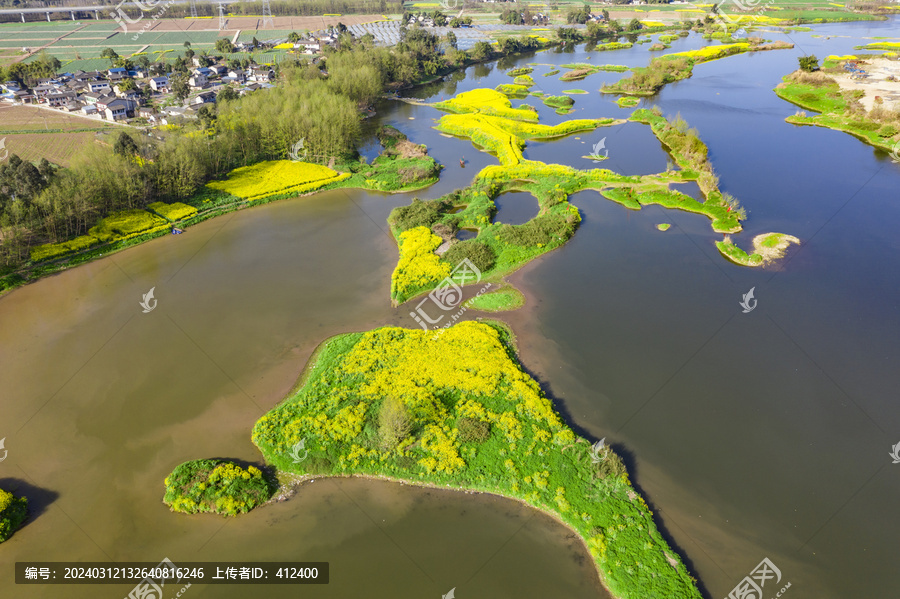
251 321 702 599
775 69 900 154
163 459 275 517
717 233 801 266
543 95 577 114
387 90 796 305
466 285 526 312
0 488 28 543
603 42 793 96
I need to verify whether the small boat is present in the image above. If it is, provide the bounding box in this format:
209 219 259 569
459 158 465 168
171 228 183 235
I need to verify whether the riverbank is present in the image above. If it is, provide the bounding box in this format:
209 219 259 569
0 129 440 296
249 321 703 599
774 67 900 154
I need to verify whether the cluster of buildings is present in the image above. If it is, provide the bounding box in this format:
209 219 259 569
0 58 277 123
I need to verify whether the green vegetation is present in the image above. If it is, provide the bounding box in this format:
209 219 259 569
603 42 793 96
0 488 28 543
559 63 628 81
496 83 532 97
774 70 900 153
466 285 526 312
163 459 275 517
543 95 576 114
563 89 589 95
507 67 534 77
656 223 671 231
595 42 633 52
251 321 703 599
0 27 563 293
855 41 900 51
616 96 641 108
716 237 763 266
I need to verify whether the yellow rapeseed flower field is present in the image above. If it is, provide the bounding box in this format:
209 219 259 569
206 160 350 201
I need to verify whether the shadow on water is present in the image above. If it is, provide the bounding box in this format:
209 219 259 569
0 478 59 533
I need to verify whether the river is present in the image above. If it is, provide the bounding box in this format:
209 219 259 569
1 17 899 599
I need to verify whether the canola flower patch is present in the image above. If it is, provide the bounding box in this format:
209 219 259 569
30 234 100 263
88 209 169 243
391 226 452 301
206 160 350 201
163 459 274 517
147 201 198 222
251 322 703 599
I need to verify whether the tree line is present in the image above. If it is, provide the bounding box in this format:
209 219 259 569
0 27 551 271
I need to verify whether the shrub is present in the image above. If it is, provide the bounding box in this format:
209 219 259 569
498 214 573 246
163 459 274 517
392 198 450 231
0 489 28 543
457 417 491 443
878 124 898 138
378 396 411 451
442 240 497 273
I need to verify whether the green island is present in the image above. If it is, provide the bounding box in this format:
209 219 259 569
603 41 794 96
386 88 799 306
774 64 900 154
559 63 629 82
465 284 526 312
163 459 276 516
657 223 672 231
617 96 642 108
717 232 802 266
543 94 577 114
246 321 702 599
0 488 28 543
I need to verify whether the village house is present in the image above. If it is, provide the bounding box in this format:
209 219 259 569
149 76 169 92
87 80 111 93
188 71 208 88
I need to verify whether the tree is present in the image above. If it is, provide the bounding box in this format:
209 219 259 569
171 75 190 104
215 38 234 54
183 41 191 48
252 37 260 48
113 132 139 157
470 41 492 61
798 55 819 72
627 18 642 32
377 396 410 451
446 30 457 50
117 77 137 92
217 85 238 102
602 9 610 20
288 31 300 43
100 48 120 64
185 48 195 60
197 54 213 68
